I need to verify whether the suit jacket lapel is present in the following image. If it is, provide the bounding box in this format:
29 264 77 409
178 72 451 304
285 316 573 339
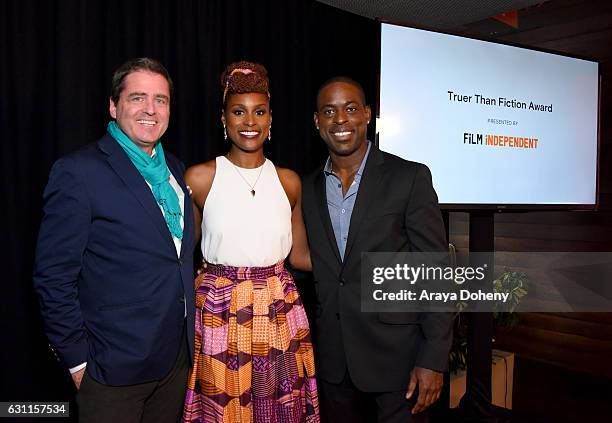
314 168 342 264
99 134 176 253
342 145 385 264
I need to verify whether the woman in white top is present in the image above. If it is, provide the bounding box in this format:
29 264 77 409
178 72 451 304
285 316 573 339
182 61 319 423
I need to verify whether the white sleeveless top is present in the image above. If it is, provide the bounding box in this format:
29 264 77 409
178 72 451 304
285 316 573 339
201 156 293 267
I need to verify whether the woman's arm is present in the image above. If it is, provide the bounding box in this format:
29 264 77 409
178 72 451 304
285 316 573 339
278 167 312 272
185 160 216 243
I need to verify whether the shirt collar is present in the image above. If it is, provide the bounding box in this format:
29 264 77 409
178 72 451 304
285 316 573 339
324 140 372 176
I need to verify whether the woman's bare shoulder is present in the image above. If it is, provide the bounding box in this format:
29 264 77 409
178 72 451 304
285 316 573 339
275 166 301 187
186 159 217 206
275 166 302 207
186 160 216 185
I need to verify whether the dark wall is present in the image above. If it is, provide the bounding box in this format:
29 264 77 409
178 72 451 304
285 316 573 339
0 0 379 401
450 0 612 377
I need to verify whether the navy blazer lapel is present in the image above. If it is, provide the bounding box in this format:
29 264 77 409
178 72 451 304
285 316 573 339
98 134 176 253
342 145 385 264
314 169 342 264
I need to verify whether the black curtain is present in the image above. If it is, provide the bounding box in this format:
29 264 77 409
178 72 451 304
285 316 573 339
1 0 379 403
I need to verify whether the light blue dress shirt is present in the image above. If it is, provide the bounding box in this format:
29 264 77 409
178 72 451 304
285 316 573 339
324 141 372 261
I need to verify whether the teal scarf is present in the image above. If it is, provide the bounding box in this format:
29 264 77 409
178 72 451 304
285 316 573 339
107 121 183 240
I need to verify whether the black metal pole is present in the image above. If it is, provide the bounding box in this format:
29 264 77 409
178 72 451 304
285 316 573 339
457 211 498 422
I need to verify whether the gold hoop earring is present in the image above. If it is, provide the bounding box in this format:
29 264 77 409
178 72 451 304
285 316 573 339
268 125 271 141
223 125 228 140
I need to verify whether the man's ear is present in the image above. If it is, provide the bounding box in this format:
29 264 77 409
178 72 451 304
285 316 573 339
365 105 371 124
313 112 319 129
109 98 117 119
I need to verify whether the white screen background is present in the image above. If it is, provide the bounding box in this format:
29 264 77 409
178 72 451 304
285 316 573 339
379 24 599 205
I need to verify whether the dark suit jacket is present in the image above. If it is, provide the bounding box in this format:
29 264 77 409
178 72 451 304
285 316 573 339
33 134 195 386
302 143 452 392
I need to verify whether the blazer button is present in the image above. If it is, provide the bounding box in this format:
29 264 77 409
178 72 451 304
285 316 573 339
339 278 346 286
178 258 183 265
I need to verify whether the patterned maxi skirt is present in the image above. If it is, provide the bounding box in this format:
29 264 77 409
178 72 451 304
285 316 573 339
183 261 320 423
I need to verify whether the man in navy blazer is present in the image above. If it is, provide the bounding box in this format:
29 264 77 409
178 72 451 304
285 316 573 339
33 58 195 422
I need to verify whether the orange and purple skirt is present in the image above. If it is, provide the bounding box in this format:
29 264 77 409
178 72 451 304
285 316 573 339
183 261 320 423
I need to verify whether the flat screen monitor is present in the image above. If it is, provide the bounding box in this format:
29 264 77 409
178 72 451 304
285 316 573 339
378 22 600 210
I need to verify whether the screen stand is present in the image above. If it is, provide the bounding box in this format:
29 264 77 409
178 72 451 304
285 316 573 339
457 211 499 422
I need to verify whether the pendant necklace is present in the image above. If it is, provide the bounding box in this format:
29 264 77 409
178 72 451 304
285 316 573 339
226 155 265 197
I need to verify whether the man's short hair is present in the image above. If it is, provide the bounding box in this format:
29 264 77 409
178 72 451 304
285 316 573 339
316 76 367 108
110 57 173 105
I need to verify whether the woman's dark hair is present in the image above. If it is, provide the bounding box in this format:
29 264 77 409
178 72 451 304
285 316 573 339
221 61 269 106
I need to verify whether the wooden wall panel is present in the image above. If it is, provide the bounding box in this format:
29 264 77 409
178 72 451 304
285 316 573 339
495 316 612 377
450 0 612 376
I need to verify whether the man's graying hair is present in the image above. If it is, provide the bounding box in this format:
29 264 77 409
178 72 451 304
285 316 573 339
110 57 173 105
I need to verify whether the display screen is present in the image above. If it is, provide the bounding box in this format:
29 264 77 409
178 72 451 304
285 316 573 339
378 23 600 208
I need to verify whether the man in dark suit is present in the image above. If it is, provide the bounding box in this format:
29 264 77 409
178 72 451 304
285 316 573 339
302 77 452 422
33 58 195 423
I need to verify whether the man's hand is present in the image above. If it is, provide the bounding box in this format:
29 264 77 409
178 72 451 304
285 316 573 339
71 367 86 390
405 366 443 414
